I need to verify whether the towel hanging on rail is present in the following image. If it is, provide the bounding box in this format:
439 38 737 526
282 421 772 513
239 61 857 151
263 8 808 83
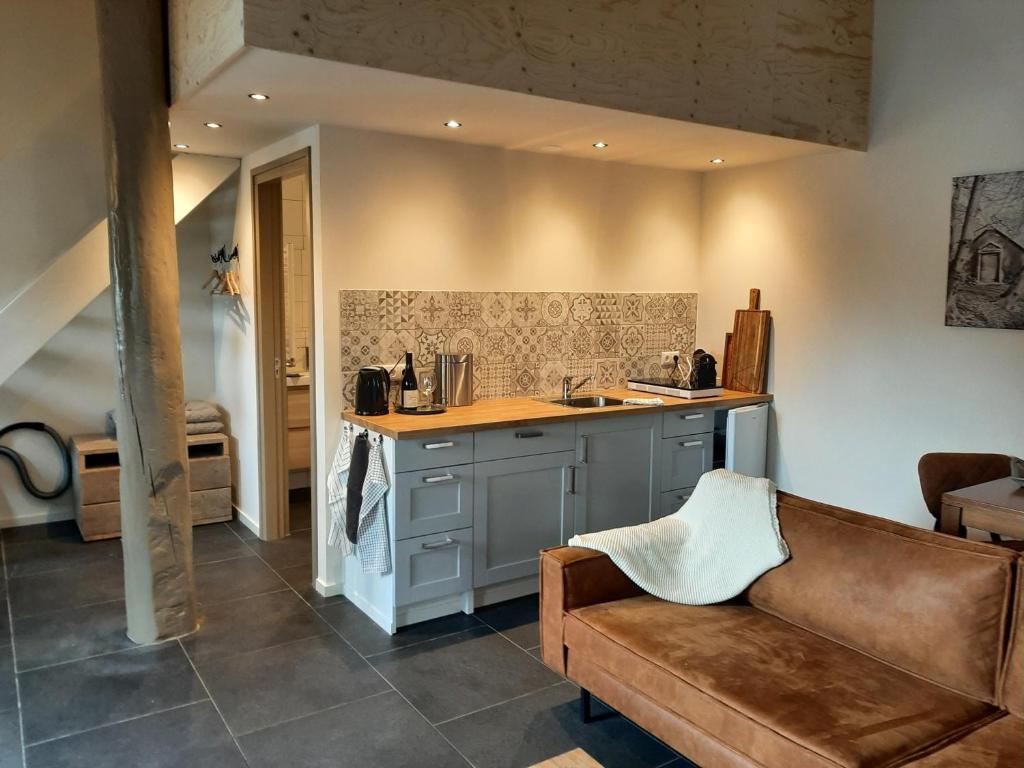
357 436 391 575
345 431 370 544
326 426 354 554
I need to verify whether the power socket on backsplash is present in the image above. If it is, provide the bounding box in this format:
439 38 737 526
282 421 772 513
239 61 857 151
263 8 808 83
660 351 681 370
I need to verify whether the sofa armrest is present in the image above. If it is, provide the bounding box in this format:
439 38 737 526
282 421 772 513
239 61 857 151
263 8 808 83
539 546 644 675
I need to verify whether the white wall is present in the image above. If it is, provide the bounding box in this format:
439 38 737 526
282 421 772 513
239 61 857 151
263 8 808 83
698 0 1024 526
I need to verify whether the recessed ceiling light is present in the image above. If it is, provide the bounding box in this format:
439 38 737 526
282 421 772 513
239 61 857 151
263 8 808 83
444 119 462 129
593 141 608 149
248 93 269 101
173 143 189 149
709 157 725 164
204 121 223 129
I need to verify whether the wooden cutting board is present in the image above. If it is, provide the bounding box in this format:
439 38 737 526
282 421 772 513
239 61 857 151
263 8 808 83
723 289 770 394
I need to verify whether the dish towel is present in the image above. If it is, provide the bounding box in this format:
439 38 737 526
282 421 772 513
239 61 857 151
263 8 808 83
568 469 789 605
345 431 370 544
326 428 354 555
357 438 392 575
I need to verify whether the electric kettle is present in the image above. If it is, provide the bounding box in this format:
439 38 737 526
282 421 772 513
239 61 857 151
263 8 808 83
354 366 390 415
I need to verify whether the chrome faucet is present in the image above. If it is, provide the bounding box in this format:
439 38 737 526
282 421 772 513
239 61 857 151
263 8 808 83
562 374 594 399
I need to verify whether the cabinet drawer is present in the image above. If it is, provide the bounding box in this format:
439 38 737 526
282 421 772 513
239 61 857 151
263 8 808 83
662 408 714 438
656 488 695 520
474 422 575 462
395 465 473 539
394 434 473 472
661 434 711 491
395 528 473 607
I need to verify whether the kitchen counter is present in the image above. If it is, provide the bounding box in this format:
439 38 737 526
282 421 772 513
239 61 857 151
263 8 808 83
342 388 772 439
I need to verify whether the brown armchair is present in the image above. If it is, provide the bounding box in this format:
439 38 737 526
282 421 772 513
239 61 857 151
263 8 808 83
918 452 1021 547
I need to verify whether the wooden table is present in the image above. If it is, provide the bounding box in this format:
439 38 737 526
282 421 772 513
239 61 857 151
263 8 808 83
530 749 603 768
940 477 1024 540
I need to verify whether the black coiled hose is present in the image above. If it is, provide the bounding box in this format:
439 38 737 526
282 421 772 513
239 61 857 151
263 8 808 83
0 422 71 499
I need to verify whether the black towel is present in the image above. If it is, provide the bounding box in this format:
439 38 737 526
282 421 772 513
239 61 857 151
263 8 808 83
345 431 370 544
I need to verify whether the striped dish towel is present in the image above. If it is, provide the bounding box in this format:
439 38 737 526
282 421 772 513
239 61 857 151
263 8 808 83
357 438 392 575
326 428 353 555
569 469 788 605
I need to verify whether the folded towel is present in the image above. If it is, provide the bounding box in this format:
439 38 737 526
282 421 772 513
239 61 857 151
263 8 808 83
345 432 370 544
569 469 788 605
186 420 224 435
623 397 664 405
185 401 220 423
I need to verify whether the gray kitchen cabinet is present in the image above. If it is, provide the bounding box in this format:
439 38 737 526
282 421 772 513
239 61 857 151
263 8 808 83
573 414 660 535
473 451 575 587
395 528 473 607
394 464 473 540
657 487 695 519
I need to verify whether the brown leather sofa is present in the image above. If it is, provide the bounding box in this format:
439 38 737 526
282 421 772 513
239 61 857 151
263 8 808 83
540 492 1024 767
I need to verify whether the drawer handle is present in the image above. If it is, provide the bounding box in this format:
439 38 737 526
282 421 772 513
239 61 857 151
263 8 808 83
423 441 454 450
681 440 703 448
515 431 544 439
421 536 457 550
677 494 692 502
682 413 705 420
423 473 455 484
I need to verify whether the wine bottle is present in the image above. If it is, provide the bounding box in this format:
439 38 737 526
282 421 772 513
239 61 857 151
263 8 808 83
400 352 419 409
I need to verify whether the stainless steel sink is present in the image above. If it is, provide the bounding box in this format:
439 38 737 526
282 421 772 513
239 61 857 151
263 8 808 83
548 395 625 409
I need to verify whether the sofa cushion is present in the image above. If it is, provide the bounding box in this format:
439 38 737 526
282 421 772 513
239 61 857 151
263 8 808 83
908 714 1023 767
566 595 998 768
746 493 1017 703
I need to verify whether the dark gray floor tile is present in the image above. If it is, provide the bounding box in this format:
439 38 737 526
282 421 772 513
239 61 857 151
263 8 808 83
0 578 7 598
192 524 253 565
0 644 15 712
318 600 482 657
8 558 124 618
0 598 8 638
13 600 133 671
0 708 21 768
182 590 331 664
198 633 390 735
19 640 206 745
239 690 468 768
245 528 312 570
3 521 121 578
370 626 561 724
196 555 285 606
276 564 345 608
225 517 257 542
475 594 540 650
24 701 245 768
439 682 677 768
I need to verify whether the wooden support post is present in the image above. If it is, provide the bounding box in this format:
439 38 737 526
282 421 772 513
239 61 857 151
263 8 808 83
95 0 197 643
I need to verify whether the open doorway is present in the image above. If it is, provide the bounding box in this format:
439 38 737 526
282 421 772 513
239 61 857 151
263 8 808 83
252 150 316 560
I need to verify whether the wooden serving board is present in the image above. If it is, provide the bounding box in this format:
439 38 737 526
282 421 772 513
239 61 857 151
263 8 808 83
723 289 770 394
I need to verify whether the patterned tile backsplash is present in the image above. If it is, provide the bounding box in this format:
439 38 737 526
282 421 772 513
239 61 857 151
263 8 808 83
339 290 697 406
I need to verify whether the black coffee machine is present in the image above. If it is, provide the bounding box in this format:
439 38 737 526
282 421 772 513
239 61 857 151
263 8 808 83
355 366 390 415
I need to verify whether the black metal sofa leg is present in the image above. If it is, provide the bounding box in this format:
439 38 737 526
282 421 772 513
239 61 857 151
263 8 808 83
580 688 616 724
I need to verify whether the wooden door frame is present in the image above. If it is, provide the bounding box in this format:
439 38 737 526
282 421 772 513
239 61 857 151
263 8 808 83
252 148 315 542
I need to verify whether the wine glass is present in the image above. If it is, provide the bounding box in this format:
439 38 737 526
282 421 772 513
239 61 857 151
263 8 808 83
420 371 436 409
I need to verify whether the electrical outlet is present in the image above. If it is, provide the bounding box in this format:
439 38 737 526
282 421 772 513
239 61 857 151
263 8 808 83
660 351 680 369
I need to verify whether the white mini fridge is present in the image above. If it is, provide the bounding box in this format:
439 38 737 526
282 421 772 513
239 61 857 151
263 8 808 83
723 403 769 477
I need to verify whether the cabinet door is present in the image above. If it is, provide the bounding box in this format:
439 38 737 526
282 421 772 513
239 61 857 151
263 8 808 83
657 488 695 520
574 414 659 535
473 451 575 587
395 528 473 607
661 434 711 491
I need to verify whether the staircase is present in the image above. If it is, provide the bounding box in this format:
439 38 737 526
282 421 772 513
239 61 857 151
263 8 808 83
0 154 239 387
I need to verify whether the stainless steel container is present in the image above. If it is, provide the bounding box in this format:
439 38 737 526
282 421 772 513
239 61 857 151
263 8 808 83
435 354 474 407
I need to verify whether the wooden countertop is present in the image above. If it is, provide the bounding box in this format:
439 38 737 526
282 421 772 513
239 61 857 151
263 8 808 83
342 388 772 439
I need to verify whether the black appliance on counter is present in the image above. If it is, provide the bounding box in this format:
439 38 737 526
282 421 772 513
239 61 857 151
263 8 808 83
355 366 391 415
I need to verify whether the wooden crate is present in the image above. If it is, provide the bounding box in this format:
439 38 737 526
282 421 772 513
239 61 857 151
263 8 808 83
70 432 233 541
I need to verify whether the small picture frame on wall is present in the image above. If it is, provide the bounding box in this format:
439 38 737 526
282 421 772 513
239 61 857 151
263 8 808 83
945 169 1024 329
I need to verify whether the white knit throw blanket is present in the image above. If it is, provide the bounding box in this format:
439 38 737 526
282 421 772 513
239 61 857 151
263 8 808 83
568 469 789 605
